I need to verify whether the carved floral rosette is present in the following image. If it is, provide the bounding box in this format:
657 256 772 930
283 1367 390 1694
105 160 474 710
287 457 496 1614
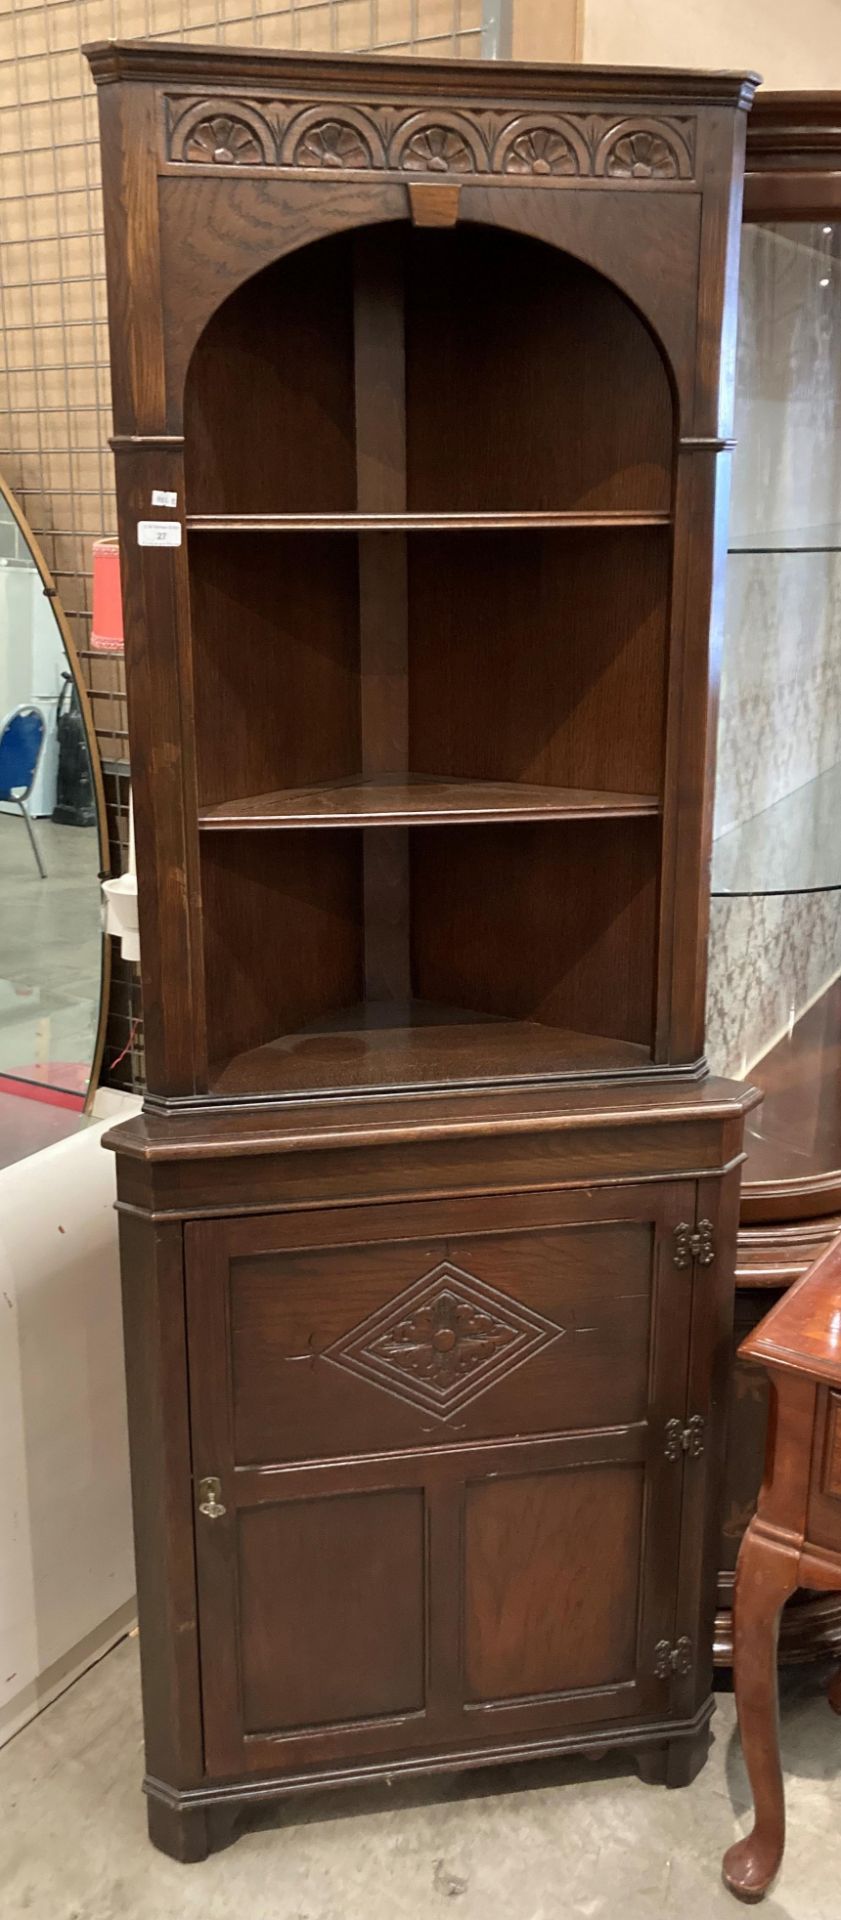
167 94 696 184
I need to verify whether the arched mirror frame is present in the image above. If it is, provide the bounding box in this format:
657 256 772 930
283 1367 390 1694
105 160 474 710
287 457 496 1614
0 469 112 1112
713 92 841 1664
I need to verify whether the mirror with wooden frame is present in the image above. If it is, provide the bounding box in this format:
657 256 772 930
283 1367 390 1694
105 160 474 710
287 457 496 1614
0 472 109 1111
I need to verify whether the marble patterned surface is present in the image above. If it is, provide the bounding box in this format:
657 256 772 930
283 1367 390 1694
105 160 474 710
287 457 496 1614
708 223 841 1075
715 547 841 841
707 890 841 1079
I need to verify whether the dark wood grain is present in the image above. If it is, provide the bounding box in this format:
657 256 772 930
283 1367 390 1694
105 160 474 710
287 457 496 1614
744 92 841 221
108 1082 758 1225
184 1179 696 1774
186 510 672 532
88 38 756 1860
110 444 205 1093
84 40 757 99
184 234 356 514
224 1212 657 1461
98 92 741 1097
197 776 661 830
411 820 659 1050
189 530 360 812
116 1212 204 1801
408 527 670 796
742 1235 841 1388
353 229 410 1000
723 1234 841 1901
463 1466 644 1699
208 997 651 1100
405 226 673 513
201 831 363 1075
238 1490 426 1735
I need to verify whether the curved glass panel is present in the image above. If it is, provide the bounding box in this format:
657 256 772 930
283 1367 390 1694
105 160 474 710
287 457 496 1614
0 479 105 1103
708 222 841 1197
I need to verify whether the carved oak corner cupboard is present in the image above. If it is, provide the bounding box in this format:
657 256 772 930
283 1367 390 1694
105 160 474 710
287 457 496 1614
86 40 759 1861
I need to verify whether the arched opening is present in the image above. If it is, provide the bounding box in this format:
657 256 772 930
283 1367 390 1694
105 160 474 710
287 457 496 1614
184 222 674 516
183 224 675 1096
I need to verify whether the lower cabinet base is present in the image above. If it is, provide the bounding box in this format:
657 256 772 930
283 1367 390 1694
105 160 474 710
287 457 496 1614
112 1086 755 1865
147 1795 214 1866
143 1702 715 1862
634 1723 711 1788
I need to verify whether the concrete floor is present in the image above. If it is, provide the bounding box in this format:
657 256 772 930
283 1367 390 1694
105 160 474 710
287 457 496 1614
1 1637 839 1919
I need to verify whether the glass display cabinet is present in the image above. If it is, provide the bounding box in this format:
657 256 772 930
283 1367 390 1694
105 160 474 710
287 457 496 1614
710 94 841 1662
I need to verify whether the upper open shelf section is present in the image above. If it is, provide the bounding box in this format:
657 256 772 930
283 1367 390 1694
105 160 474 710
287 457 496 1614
184 225 674 522
199 775 661 832
181 217 676 1097
187 510 672 533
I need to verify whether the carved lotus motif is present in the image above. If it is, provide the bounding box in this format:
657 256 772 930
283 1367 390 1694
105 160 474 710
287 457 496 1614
294 118 371 169
401 125 474 174
184 114 265 165
605 129 679 179
503 128 578 176
370 1288 514 1391
323 1261 565 1418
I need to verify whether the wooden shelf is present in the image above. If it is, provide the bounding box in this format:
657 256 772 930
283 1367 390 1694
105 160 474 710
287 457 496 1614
209 1000 651 1097
198 776 661 832
186 510 671 534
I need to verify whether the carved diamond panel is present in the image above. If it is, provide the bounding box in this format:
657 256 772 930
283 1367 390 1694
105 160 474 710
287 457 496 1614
323 1260 565 1419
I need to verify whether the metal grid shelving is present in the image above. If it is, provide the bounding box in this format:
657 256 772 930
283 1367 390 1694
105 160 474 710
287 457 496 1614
0 0 510 1088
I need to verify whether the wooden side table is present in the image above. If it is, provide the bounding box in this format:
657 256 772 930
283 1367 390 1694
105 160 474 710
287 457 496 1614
723 1236 841 1902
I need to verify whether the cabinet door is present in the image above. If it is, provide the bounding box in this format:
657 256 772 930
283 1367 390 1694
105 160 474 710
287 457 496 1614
186 1183 697 1781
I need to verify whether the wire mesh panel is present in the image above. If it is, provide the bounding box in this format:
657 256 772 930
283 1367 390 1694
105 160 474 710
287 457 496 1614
0 0 507 1085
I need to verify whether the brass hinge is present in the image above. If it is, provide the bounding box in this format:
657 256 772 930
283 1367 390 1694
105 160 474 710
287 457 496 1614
653 1636 693 1680
197 1475 226 1519
673 1220 715 1268
664 1414 706 1461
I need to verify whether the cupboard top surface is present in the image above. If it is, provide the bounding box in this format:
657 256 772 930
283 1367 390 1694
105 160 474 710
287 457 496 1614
84 41 759 107
104 1073 761 1161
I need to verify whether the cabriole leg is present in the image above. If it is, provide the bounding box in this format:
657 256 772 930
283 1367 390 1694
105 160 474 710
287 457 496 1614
722 1521 798 1903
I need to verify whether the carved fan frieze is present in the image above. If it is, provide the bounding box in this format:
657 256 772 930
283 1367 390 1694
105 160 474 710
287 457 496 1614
170 98 276 166
595 118 692 179
391 115 483 174
493 116 588 177
166 94 696 184
503 128 578 175
282 104 385 169
295 119 370 168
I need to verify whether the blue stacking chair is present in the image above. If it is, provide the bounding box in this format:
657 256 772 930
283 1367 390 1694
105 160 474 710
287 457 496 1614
0 704 47 879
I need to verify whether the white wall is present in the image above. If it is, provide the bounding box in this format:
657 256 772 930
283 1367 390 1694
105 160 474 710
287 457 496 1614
514 0 841 89
0 1094 139 1746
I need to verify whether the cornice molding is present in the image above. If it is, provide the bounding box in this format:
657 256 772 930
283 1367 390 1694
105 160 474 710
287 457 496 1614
746 90 841 159
83 39 759 112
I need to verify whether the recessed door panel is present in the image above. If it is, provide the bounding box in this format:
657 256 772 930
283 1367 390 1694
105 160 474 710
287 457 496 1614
228 1220 653 1463
238 1488 426 1734
186 1182 695 1777
464 1464 644 1702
